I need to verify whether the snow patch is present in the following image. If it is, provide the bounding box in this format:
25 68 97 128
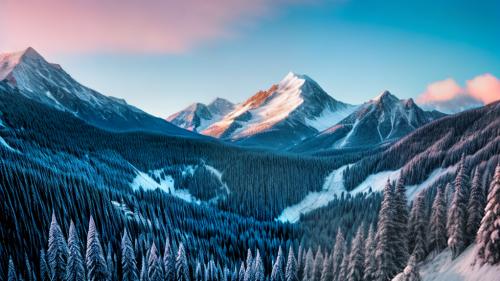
204 164 230 193
277 165 349 223
305 105 357 132
420 245 500 281
0 135 20 153
406 165 457 199
130 168 201 205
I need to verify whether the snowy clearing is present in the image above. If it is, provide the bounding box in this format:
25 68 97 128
129 167 201 205
305 105 357 132
277 165 349 223
278 165 456 223
420 245 500 281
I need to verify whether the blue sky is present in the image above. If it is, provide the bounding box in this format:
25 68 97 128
9 0 498 116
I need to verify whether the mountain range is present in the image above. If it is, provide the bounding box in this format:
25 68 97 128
170 72 445 151
0 47 197 138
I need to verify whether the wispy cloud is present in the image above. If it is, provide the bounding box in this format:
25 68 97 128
0 0 302 54
417 74 500 113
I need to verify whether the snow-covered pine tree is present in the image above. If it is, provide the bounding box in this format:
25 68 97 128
285 247 298 281
140 257 148 281
363 225 376 281
331 231 345 281
476 165 500 265
48 212 69 281
244 249 254 281
302 248 314 281
253 250 264 281
311 248 323 281
447 157 469 259
8 257 17 281
232 266 238 281
429 186 447 254
148 243 164 281
271 247 285 281
374 179 398 281
347 226 365 281
176 243 190 281
40 250 50 281
319 253 332 281
393 177 409 270
410 193 428 262
164 238 175 281
297 244 304 281
85 216 109 281
239 263 246 281
122 229 138 281
466 169 485 244
195 261 202 281
337 247 348 281
65 221 85 281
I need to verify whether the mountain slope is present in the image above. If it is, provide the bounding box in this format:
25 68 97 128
293 91 445 152
201 72 356 150
167 98 234 132
0 47 197 137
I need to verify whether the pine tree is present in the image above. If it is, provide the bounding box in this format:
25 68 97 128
393 177 409 270
239 263 246 281
253 251 264 281
8 257 17 281
176 243 190 281
244 250 254 281
337 247 348 281
374 180 397 281
23 254 33 281
302 248 314 281
429 187 447 254
140 257 148 281
48 212 68 281
122 229 138 281
410 193 428 262
271 247 285 281
363 226 376 281
476 165 500 265
347 227 365 281
331 231 345 281
285 247 298 281
148 243 164 281
86 216 109 281
65 221 85 281
232 266 238 281
311 248 323 281
319 254 332 281
164 238 175 281
466 170 485 244
297 244 304 281
195 262 203 281
447 157 469 259
40 250 50 281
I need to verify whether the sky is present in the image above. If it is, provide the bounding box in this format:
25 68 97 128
1 0 499 116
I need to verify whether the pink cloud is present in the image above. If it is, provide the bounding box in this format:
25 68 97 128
466 74 500 105
0 0 299 54
417 74 500 113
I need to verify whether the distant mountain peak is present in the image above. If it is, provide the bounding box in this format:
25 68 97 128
371 90 398 103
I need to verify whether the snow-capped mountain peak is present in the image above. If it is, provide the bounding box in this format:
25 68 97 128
197 72 356 149
167 98 235 132
0 47 197 137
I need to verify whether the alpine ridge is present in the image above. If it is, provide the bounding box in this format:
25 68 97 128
196 72 357 150
167 98 235 132
293 90 445 152
0 47 198 137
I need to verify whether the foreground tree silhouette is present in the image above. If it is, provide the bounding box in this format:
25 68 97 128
477 165 500 265
86 216 109 281
48 212 69 281
65 221 85 281
121 229 138 281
